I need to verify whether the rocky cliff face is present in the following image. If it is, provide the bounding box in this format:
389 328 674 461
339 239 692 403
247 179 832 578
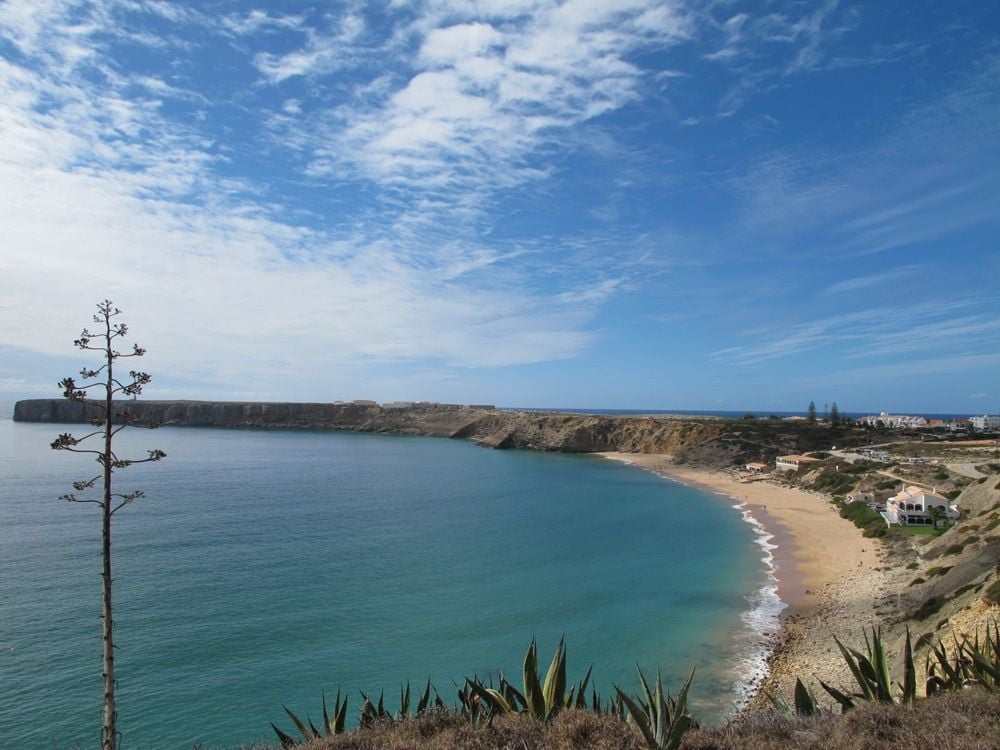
13 399 726 455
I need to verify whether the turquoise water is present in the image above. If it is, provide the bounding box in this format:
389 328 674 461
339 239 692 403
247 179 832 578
0 419 767 749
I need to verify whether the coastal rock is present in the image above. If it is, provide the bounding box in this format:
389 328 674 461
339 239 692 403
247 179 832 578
13 399 729 455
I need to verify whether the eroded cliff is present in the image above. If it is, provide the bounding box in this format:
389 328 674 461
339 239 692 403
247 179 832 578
13 399 727 455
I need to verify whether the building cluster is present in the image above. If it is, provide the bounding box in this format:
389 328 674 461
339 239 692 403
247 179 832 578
332 400 496 411
859 412 999 432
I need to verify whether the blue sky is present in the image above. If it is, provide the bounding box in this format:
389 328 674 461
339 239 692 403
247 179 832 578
1 1 998 413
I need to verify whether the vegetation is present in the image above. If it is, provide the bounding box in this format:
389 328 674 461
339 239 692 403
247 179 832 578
983 579 1000 606
807 401 817 424
834 499 888 538
924 566 952 578
273 639 693 750
50 301 165 750
267 626 1000 749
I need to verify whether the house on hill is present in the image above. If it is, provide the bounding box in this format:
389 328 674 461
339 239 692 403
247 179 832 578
882 485 959 527
775 454 820 471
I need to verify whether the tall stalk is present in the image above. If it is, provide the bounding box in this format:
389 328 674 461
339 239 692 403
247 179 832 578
51 301 165 750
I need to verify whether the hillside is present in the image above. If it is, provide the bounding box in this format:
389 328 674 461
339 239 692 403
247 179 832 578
12 399 870 457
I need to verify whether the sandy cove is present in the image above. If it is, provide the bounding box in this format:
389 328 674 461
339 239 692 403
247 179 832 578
598 453 900 708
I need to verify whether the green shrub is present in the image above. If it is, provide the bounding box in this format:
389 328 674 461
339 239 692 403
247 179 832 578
944 544 965 556
910 577 926 586
926 566 952 578
983 579 1000 606
906 562 919 570
876 480 898 490
912 595 946 620
863 520 888 538
934 470 950 480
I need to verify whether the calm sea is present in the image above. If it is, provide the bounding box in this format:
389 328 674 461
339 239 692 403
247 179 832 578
0 417 773 749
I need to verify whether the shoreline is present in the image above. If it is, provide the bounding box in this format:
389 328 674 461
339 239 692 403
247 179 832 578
598 453 886 709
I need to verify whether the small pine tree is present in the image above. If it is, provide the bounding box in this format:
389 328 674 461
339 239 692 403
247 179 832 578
830 402 841 426
51 301 165 750
807 401 817 423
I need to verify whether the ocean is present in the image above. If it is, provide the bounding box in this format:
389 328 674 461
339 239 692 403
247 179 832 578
0 416 776 749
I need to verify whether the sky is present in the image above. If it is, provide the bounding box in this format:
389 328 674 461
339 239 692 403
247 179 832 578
1 1 998 414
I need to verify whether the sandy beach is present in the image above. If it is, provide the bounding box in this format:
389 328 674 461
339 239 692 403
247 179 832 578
598 453 894 707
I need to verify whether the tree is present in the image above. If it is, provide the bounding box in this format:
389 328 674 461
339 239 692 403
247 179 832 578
928 505 946 530
830 402 841 427
807 401 817 424
50 301 165 750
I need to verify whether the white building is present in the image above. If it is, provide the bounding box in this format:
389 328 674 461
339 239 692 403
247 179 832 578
860 412 929 429
882 485 959 527
775 454 821 471
970 415 1000 431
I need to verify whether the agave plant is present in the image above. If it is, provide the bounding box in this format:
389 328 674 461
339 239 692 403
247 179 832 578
765 677 821 716
271 689 348 748
816 627 916 711
466 636 595 722
928 619 1000 693
614 666 695 750
397 678 438 719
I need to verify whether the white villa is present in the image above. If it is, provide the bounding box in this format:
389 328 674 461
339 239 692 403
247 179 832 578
882 485 959 527
775 454 821 471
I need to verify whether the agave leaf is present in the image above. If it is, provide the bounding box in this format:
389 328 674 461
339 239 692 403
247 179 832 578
576 664 594 709
818 679 856 712
869 628 893 702
400 681 411 718
542 636 567 719
417 678 432 714
635 664 655 716
969 649 1000 685
615 686 656 749
334 691 348 734
901 629 916 703
664 668 696 750
793 678 820 716
564 685 576 708
763 689 793 716
833 637 873 701
282 705 316 740
270 722 297 749
653 671 669 748
322 691 331 735
523 639 546 719
307 716 321 737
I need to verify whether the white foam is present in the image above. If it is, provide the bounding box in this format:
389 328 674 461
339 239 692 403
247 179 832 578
727 499 786 712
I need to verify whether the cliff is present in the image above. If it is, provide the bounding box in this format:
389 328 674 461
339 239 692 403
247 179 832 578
13 399 732 455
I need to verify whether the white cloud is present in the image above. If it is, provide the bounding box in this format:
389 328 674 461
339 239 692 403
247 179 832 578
0 3 620 397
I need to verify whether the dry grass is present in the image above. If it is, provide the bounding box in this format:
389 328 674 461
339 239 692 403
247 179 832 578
246 690 1000 750
287 710 643 750
682 689 1000 750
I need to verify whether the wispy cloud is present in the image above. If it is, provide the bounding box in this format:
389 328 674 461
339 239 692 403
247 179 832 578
822 265 922 295
263 2 691 216
0 0 636 396
712 301 1000 372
